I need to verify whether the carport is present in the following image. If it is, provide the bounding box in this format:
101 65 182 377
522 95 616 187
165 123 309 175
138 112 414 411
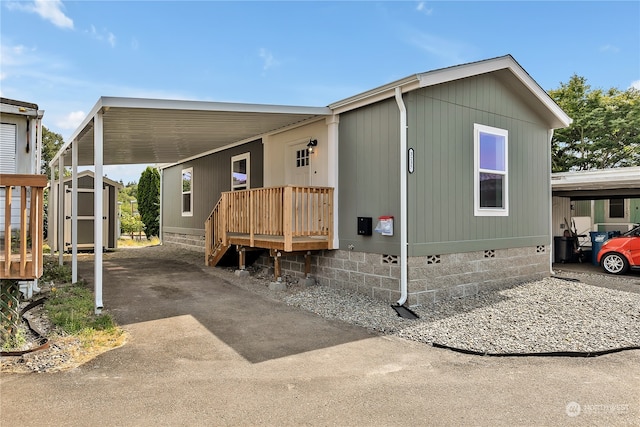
49 96 332 312
551 167 640 259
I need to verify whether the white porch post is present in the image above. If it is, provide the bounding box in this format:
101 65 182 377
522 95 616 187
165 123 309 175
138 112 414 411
57 155 64 266
48 163 55 254
71 141 78 283
326 115 340 249
94 112 104 313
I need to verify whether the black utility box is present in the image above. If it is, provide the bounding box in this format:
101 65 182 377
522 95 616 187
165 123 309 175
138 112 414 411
357 217 372 236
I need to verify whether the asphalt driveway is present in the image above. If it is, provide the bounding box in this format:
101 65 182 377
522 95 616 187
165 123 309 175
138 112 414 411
2 247 638 426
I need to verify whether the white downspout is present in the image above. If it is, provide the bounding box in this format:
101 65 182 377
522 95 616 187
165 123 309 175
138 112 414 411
395 87 408 306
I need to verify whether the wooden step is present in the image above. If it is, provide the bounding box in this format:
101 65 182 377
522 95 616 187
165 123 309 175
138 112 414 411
207 243 230 267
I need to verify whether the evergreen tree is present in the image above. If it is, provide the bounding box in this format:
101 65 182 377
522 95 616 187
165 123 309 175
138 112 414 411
137 167 160 238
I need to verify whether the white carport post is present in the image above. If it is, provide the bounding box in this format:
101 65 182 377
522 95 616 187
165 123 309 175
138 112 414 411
94 112 104 313
71 140 78 283
57 154 65 266
48 164 56 254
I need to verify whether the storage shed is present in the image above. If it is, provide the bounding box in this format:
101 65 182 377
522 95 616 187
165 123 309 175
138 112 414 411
61 171 122 251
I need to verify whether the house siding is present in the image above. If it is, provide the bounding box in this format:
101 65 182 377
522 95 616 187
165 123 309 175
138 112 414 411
338 97 401 255
407 74 551 257
161 139 263 247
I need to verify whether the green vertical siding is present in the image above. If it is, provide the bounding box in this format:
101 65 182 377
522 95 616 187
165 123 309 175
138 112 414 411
162 140 263 232
338 98 401 254
406 73 551 256
594 200 605 223
631 198 640 224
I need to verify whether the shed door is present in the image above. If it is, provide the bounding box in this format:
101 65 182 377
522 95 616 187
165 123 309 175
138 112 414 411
64 187 109 250
285 142 311 186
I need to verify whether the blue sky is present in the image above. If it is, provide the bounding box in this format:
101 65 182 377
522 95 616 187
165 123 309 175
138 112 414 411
1 0 639 184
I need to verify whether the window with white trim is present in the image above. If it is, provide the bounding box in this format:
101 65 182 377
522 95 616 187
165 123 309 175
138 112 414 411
608 198 625 219
474 124 508 216
231 153 250 191
181 168 193 216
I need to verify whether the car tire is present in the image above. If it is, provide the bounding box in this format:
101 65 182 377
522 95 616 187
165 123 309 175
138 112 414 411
601 252 629 275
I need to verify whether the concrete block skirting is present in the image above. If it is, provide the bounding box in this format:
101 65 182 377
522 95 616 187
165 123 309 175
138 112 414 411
256 246 550 306
163 232 206 251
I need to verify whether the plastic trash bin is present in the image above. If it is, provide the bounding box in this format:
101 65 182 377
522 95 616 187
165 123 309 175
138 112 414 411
554 236 577 263
590 231 612 265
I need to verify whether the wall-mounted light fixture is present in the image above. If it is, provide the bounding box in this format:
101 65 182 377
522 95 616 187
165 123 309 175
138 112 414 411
307 138 318 153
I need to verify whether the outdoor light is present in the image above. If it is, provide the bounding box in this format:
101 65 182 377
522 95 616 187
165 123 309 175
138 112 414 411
307 138 318 153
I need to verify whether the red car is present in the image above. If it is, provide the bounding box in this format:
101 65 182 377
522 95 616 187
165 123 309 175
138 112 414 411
597 225 640 275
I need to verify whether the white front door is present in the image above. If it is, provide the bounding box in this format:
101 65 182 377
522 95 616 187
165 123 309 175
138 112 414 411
285 142 311 186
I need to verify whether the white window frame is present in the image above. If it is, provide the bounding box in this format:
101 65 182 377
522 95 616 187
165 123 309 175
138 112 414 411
231 153 250 191
181 167 193 217
474 123 509 217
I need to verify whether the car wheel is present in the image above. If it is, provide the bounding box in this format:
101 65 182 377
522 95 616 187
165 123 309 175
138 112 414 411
601 253 629 275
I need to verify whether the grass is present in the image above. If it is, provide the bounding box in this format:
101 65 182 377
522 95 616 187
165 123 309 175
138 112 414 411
117 236 160 248
45 282 117 335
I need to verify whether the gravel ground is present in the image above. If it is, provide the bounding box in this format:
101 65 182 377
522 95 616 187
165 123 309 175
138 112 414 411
279 277 640 354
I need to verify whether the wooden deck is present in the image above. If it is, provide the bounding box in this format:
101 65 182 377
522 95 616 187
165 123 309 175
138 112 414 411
205 186 334 267
0 174 48 280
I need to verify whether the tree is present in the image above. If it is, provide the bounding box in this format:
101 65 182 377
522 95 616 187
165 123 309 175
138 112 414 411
41 126 65 177
137 167 160 238
548 75 640 172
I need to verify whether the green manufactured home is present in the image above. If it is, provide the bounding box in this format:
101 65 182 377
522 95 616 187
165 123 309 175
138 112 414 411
159 55 571 305
52 55 572 308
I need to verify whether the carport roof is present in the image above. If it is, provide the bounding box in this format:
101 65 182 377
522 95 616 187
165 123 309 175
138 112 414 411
552 167 640 199
51 97 332 167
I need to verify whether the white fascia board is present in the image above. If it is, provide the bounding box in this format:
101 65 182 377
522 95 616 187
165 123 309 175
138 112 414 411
329 77 421 114
417 55 572 129
99 96 331 116
0 103 42 117
552 167 640 189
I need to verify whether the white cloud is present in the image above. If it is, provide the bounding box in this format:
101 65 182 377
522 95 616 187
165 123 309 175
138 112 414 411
416 2 433 16
259 48 280 71
87 25 116 47
631 80 640 90
8 0 74 29
56 111 86 130
599 44 620 53
131 38 140 50
404 29 470 64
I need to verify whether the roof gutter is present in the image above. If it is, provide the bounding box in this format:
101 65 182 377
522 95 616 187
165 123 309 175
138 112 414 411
394 87 409 306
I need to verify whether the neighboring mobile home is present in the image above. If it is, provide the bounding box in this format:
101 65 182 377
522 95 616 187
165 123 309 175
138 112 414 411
159 55 571 305
0 98 47 281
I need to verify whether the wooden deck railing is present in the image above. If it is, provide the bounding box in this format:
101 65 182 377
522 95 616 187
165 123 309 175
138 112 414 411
0 174 48 280
205 186 333 266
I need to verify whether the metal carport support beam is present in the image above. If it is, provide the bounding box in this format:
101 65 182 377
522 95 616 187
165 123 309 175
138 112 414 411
94 112 104 313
